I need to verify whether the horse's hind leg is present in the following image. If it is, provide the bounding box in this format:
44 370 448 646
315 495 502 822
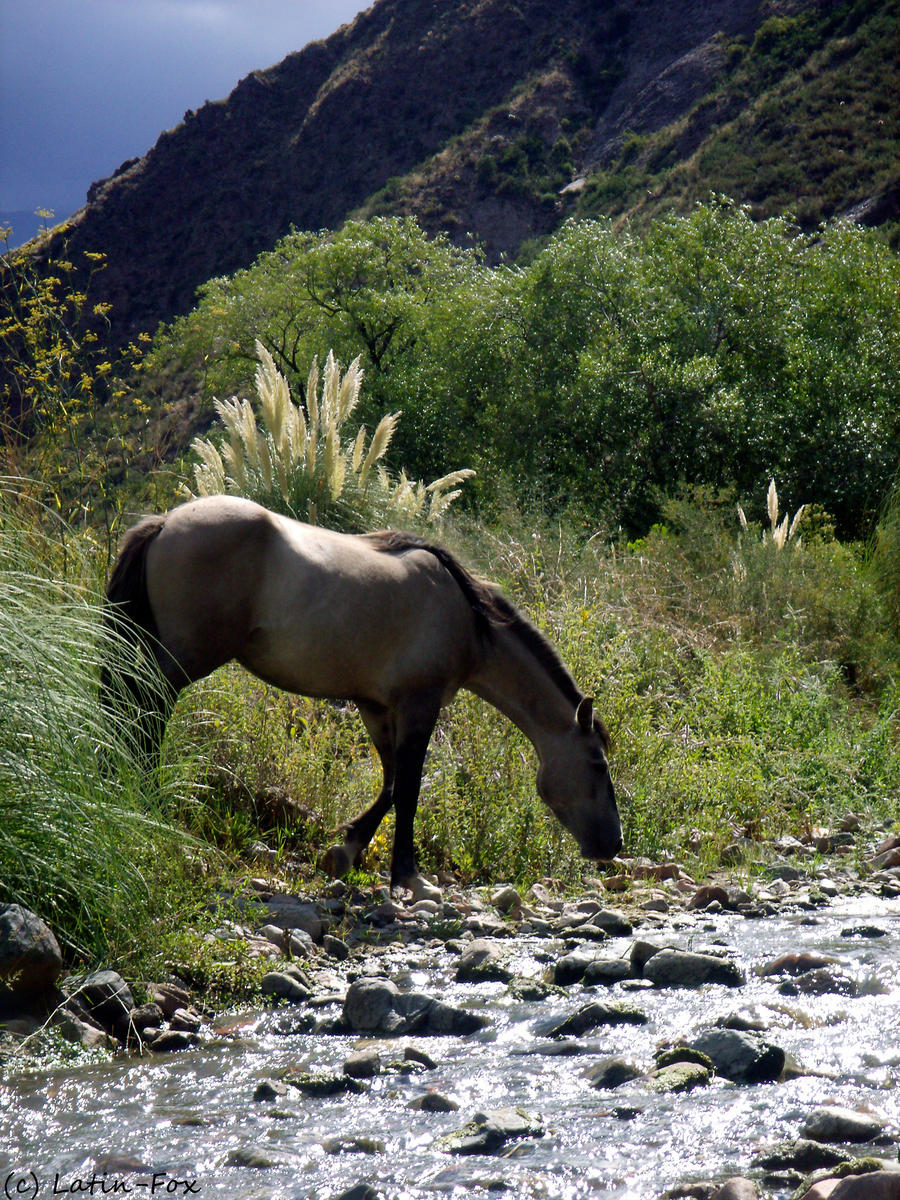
320 703 395 878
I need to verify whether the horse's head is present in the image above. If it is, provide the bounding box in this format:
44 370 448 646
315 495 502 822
536 696 622 862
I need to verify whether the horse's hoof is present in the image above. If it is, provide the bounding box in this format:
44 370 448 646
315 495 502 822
320 844 353 878
397 874 443 905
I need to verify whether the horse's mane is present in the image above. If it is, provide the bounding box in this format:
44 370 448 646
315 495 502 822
366 530 586 714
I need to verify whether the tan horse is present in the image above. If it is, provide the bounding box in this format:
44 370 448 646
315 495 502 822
102 495 622 896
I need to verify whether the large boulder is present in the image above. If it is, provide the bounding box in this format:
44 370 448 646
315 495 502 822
0 904 63 1000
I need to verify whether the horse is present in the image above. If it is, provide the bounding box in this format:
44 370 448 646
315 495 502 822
101 495 622 898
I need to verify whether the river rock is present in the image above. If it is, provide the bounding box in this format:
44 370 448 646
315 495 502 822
541 1000 647 1038
582 958 634 986
778 968 860 997
260 971 311 1003
642 948 745 987
586 908 633 936
491 885 522 914
257 896 325 941
798 1174 900 1200
283 1070 367 1097
343 1049 381 1079
74 969 135 1029
585 1057 643 1088
150 981 191 1017
710 1181 758 1200
343 978 401 1032
761 952 838 976
409 1092 459 1112
648 1062 711 1093
554 947 604 985
334 1187 379 1200
800 1106 885 1143
688 885 730 911
0 904 63 998
752 1138 852 1171
455 939 512 983
253 1077 289 1101
689 1028 784 1083
151 1029 199 1052
439 1107 544 1155
341 977 489 1036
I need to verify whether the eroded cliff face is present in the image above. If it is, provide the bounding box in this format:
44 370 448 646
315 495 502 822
38 0 834 343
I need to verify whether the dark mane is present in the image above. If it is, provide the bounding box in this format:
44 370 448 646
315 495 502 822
367 531 595 729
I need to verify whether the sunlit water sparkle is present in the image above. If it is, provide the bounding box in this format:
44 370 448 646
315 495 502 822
1 896 897 1198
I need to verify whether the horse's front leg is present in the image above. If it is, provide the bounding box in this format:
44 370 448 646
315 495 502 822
389 699 442 903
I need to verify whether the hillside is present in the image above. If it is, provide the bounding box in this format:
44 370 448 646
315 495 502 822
29 0 900 348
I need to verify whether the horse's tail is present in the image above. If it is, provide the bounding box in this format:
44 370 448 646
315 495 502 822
100 513 170 764
366 530 508 640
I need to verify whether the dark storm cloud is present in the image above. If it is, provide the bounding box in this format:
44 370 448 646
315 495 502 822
0 0 368 231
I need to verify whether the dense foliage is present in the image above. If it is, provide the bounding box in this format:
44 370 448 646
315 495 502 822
152 203 900 537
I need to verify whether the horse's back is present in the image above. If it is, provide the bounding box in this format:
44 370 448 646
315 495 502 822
144 496 481 703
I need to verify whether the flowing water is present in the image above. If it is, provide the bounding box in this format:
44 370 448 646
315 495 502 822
2 894 898 1199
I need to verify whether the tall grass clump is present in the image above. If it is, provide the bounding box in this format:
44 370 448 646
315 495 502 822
185 341 474 531
0 487 202 965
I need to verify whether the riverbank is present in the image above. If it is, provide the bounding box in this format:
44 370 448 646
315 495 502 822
2 819 899 1199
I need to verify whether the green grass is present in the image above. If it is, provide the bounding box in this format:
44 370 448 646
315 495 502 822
0 485 209 967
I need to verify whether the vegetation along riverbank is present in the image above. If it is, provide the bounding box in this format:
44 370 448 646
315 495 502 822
2 199 900 1193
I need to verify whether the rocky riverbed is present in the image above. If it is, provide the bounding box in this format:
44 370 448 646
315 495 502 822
2 825 899 1200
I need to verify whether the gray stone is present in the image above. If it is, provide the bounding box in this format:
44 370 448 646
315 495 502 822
761 951 838 976
343 978 401 1032
585 1057 643 1089
253 1077 289 1101
75 969 135 1029
800 1105 885 1144
341 977 489 1036
334 1186 380 1200
752 1138 852 1171
0 904 63 997
710 1180 758 1200
542 1000 647 1038
689 1028 784 1083
582 958 634 986
642 948 745 987
439 1107 544 1155
323 934 350 960
260 971 312 1004
588 909 633 936
554 947 602 986
491 885 522 914
151 1029 199 1052
409 1092 459 1112
283 1070 367 1097
258 896 325 941
455 939 512 983
343 1049 381 1079
648 1061 711 1093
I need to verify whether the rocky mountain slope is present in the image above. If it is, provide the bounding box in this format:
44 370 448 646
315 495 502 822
36 0 898 346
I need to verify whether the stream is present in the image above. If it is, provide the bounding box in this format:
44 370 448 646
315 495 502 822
2 891 898 1200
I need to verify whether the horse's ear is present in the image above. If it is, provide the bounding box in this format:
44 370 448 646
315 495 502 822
576 696 594 733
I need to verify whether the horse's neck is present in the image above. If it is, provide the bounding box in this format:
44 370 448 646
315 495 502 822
467 625 576 759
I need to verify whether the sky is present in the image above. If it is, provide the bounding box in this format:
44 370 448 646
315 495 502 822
0 0 370 243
